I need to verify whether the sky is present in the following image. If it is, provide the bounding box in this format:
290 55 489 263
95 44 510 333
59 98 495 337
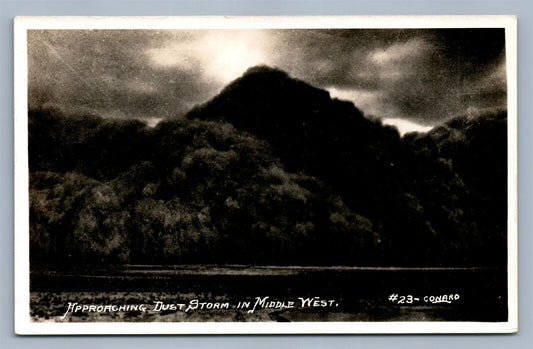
27 28 507 133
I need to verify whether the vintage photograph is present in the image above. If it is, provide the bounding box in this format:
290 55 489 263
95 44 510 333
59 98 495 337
14 16 517 334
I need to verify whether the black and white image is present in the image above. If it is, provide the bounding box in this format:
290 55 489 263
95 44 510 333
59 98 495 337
14 16 517 334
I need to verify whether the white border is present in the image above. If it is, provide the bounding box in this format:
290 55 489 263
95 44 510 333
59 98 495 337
14 15 518 335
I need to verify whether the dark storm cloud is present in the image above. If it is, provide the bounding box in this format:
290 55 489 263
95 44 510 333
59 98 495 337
28 28 506 126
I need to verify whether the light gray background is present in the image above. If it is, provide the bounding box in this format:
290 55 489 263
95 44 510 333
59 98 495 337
1 0 531 348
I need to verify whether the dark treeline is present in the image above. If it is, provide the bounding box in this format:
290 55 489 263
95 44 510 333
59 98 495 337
29 66 507 269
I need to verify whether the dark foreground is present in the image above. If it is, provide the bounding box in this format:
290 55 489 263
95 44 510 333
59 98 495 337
30 266 508 322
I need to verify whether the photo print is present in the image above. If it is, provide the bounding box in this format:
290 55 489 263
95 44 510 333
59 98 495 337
14 16 517 334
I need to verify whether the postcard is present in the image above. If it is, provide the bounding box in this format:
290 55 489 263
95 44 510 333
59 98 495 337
14 15 517 334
